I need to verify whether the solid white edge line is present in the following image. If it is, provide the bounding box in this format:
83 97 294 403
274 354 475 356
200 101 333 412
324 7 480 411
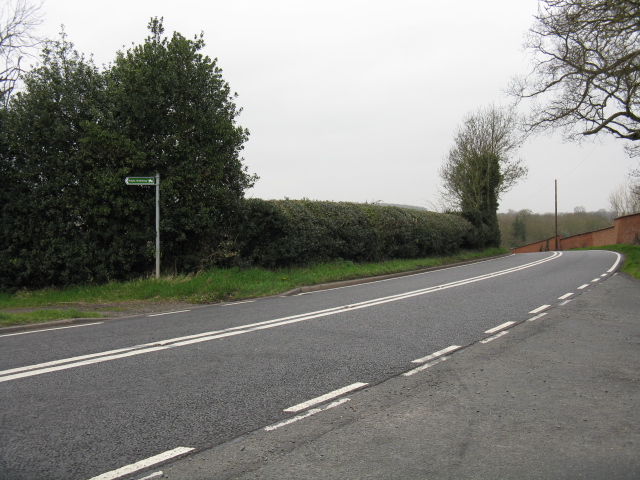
578 284 590 290
284 382 368 413
607 252 623 273
0 322 103 338
484 321 515 334
403 356 448 376
147 310 191 317
527 312 548 322
412 345 462 363
265 398 350 431
558 293 574 300
529 305 551 314
87 447 194 480
481 331 509 344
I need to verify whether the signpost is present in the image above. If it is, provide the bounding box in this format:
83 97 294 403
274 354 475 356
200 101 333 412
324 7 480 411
125 173 161 278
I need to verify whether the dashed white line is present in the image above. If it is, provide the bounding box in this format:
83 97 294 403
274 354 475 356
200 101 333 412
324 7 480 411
0 323 103 338
87 447 194 480
403 356 449 376
578 284 590 290
529 305 551 314
265 398 350 431
147 310 191 317
484 321 515 334
481 331 509 344
600 274 608 277
412 345 462 364
527 312 548 322
591 278 601 283
558 293 574 300
284 382 368 413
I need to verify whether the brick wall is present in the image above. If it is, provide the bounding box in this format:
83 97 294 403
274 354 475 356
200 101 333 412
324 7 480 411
510 212 640 253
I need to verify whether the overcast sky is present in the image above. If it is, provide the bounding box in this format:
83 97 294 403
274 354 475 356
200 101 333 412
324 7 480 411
35 0 638 213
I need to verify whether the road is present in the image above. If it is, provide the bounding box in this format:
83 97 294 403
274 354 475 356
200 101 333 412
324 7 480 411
0 251 625 479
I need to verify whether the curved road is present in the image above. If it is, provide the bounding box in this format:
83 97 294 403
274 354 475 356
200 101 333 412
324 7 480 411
0 251 622 479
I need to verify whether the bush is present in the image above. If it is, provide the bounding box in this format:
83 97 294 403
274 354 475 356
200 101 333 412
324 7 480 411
233 200 471 268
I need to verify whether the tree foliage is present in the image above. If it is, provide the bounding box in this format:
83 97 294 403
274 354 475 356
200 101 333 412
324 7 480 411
0 19 255 290
440 106 527 248
510 0 640 157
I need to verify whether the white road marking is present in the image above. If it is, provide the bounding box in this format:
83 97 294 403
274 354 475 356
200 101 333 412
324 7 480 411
222 300 256 306
591 278 600 283
265 398 350 431
139 472 164 480
0 323 103 338
601 274 608 277
403 356 448 376
284 382 367 413
607 252 622 273
481 331 509 343
147 310 191 317
558 293 574 300
0 253 563 383
559 300 572 306
87 447 194 480
412 345 462 364
529 305 551 314
527 312 548 322
578 284 590 290
484 321 515 334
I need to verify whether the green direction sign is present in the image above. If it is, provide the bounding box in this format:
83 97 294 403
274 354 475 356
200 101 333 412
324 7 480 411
125 176 156 185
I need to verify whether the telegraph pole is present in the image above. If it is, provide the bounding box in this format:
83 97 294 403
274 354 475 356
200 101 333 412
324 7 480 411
555 179 558 251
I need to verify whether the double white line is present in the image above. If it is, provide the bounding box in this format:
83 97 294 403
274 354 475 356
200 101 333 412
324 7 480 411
1 252 562 384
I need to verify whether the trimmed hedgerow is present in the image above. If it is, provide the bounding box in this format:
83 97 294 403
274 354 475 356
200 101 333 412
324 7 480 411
234 199 471 267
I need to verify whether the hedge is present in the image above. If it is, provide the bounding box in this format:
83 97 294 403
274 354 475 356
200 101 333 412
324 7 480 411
233 199 472 267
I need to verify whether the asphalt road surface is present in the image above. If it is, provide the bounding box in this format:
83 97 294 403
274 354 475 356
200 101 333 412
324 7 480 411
0 251 630 480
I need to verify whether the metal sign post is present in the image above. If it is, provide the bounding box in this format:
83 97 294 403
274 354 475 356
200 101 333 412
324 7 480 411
125 174 161 279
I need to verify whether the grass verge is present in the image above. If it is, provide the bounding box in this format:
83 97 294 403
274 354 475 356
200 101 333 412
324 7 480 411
0 309 104 328
0 248 507 327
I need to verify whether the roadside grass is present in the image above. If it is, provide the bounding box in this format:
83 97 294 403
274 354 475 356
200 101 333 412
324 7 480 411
0 309 104 328
0 248 507 326
576 244 640 280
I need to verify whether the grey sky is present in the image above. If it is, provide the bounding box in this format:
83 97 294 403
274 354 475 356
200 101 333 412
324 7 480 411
36 0 637 213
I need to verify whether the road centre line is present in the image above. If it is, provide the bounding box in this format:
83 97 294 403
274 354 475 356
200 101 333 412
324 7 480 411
558 293 574 300
265 398 350 432
0 253 563 383
412 345 462 363
0 322 103 338
284 382 368 412
578 284 590 290
484 321 515 334
529 305 551 314
592 278 601 283
87 447 194 480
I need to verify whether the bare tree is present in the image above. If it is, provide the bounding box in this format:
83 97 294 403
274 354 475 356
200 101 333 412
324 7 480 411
509 0 640 157
609 180 640 217
0 0 43 106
